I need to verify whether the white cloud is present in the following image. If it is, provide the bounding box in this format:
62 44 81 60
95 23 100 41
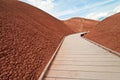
19 0 55 12
52 9 75 17
85 5 120 20
54 0 114 18
19 0 120 20
113 5 120 13
85 12 108 20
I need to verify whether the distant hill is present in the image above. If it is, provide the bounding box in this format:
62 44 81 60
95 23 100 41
0 0 73 80
63 17 99 32
85 13 120 53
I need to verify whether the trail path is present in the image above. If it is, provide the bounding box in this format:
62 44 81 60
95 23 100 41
44 33 120 80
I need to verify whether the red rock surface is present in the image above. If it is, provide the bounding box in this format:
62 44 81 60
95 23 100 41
64 17 99 32
0 0 73 80
85 13 120 53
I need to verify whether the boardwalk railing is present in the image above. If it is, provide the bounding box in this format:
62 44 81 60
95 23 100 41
83 37 120 57
38 37 65 80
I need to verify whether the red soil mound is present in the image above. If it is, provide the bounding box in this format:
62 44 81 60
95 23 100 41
0 0 73 80
85 13 120 53
63 17 99 32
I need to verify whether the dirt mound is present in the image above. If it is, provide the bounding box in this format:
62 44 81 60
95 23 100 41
63 17 99 32
85 13 120 53
0 0 73 80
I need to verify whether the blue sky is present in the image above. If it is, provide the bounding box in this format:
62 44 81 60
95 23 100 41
20 0 120 20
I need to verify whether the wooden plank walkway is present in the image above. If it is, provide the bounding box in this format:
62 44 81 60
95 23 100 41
43 33 120 80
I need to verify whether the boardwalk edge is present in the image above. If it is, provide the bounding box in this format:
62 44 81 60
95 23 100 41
83 37 120 57
38 37 65 80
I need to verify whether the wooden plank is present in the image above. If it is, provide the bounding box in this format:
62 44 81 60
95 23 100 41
43 33 120 80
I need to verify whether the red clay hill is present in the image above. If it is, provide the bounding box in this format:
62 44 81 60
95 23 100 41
63 17 99 32
85 13 120 53
0 0 73 80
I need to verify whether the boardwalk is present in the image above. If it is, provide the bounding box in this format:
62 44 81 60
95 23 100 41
44 33 120 80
